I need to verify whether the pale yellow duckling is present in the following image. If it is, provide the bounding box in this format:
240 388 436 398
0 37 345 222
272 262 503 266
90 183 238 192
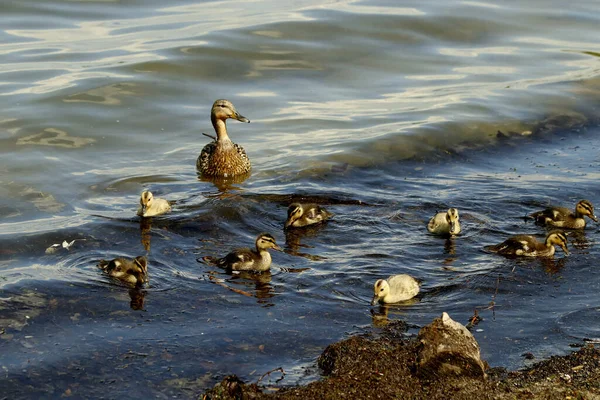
284 203 333 229
98 256 148 286
216 233 281 272
197 99 251 178
486 231 569 257
531 199 597 229
427 208 461 236
137 190 171 217
371 274 420 305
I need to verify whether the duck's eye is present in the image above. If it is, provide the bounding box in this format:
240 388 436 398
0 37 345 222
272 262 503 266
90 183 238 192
380 288 384 292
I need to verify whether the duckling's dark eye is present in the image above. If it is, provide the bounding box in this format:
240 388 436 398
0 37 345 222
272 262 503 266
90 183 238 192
380 288 384 292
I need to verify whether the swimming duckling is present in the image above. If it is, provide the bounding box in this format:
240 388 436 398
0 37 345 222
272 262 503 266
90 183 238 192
371 274 420 305
284 203 333 229
427 208 461 236
486 231 569 257
137 190 171 217
216 233 281 272
98 256 148 286
531 199 597 229
197 99 251 178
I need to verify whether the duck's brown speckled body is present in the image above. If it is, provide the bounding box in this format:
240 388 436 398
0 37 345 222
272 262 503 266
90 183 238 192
284 203 332 229
531 200 597 229
216 233 281 272
197 99 251 178
486 232 569 257
98 256 148 286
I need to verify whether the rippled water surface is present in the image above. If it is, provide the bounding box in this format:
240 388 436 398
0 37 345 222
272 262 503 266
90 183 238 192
1 0 600 397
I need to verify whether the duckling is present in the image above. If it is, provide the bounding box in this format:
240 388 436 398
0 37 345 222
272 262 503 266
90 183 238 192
137 190 171 217
531 199 597 229
486 231 569 257
98 256 148 286
284 203 333 229
427 208 461 236
197 99 251 178
371 274 420 305
216 233 281 272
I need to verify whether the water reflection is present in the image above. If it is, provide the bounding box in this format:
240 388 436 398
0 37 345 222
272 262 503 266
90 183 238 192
140 218 152 251
284 224 329 261
198 172 251 192
370 298 421 328
129 288 146 310
207 270 275 305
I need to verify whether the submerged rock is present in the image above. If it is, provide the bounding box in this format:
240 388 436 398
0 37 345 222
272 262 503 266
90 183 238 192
417 312 487 379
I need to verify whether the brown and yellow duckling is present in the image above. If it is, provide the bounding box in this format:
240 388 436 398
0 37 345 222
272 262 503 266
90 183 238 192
284 203 333 229
427 208 461 236
98 256 148 286
531 199 597 229
216 233 281 272
137 190 171 217
197 99 251 178
486 231 569 257
371 274 420 305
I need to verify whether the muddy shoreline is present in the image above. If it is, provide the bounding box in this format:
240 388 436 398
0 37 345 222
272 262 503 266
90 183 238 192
203 320 600 399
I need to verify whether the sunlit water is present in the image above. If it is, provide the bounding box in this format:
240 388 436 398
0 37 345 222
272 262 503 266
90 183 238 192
1 0 600 397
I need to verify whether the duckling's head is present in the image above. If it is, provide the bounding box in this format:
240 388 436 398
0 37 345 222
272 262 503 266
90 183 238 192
211 99 250 124
284 203 304 229
140 191 154 215
576 200 597 222
256 233 282 251
101 256 148 286
446 208 460 235
371 279 390 305
546 231 569 255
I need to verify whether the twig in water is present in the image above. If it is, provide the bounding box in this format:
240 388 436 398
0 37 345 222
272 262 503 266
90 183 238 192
257 367 285 385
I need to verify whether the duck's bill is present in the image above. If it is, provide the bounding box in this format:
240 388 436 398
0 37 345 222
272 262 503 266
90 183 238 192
371 295 380 306
234 113 250 123
561 246 570 256
590 214 598 222
273 244 283 251
450 222 458 235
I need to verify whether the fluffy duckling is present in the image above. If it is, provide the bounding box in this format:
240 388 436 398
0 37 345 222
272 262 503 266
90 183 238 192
427 208 461 236
284 203 332 229
486 231 569 257
98 256 148 286
137 190 171 217
531 199 597 229
371 274 420 305
216 233 281 272
197 99 251 178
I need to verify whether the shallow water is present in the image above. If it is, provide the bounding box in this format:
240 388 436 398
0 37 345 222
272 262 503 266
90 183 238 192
1 0 600 397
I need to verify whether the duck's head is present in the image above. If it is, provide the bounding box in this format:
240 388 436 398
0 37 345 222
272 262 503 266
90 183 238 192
211 99 250 124
546 231 569 255
446 208 460 235
576 200 597 222
140 191 154 215
284 203 304 229
100 256 149 286
371 279 390 305
255 233 282 251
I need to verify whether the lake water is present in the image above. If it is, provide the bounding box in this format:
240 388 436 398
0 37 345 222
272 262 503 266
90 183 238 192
1 0 600 397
